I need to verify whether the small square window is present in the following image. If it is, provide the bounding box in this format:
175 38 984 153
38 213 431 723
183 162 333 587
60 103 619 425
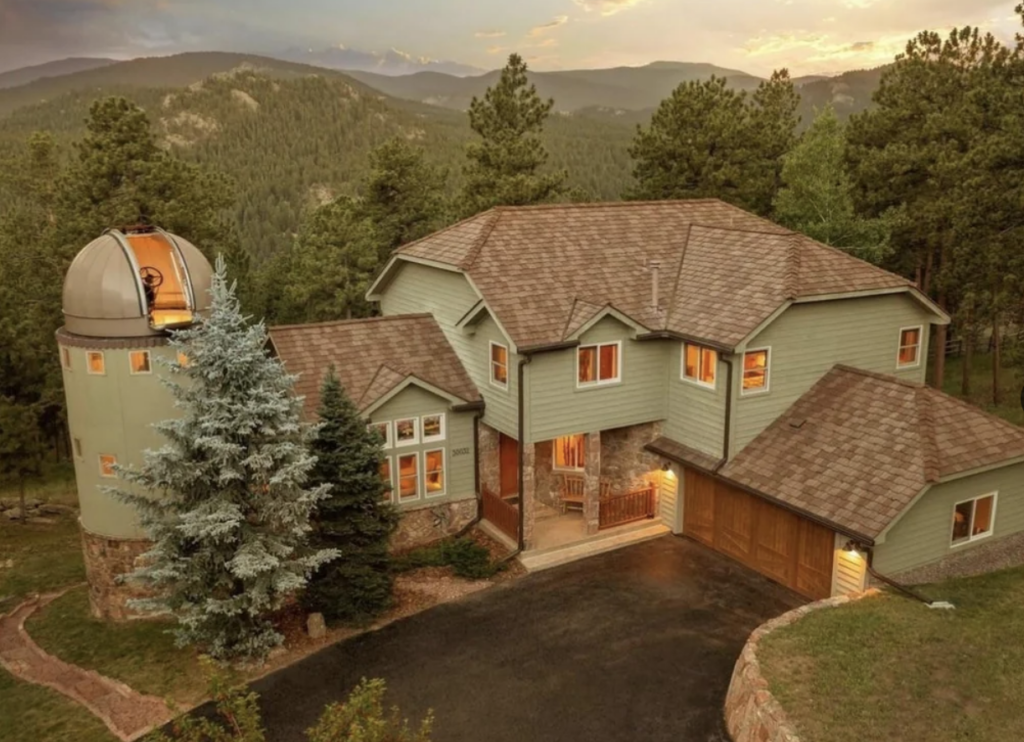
424 449 445 497
395 418 419 447
380 457 393 501
73 438 83 459
369 421 391 449
554 434 586 471
951 493 996 546
683 344 716 388
490 342 509 389
86 351 106 375
176 351 191 368
577 342 620 387
398 454 419 502
98 454 117 478
129 351 152 375
61 347 73 371
742 348 770 393
898 326 922 368
422 414 445 443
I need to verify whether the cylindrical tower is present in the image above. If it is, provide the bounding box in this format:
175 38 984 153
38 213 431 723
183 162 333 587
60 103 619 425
58 227 212 620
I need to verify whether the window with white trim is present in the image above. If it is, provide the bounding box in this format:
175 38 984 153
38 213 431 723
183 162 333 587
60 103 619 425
422 413 445 443
553 434 586 471
73 438 83 459
61 347 72 371
424 449 446 497
369 421 391 449
490 342 509 389
397 453 419 502
897 326 923 368
577 342 620 387
98 454 117 478
682 344 716 388
395 417 419 447
380 457 393 502
742 348 770 393
951 493 996 546
86 351 106 375
129 350 152 375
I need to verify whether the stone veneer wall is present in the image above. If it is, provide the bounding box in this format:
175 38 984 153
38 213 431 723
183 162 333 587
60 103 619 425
724 589 879 742
532 440 560 509
599 422 663 494
391 498 479 551
478 422 501 497
80 526 153 621
889 530 1024 586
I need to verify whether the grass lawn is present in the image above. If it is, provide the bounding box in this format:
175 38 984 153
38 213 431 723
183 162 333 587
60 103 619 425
943 351 1023 427
0 668 113 742
759 566 1024 742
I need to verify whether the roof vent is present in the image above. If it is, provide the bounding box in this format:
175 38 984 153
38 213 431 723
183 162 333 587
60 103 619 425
648 259 663 316
789 418 806 429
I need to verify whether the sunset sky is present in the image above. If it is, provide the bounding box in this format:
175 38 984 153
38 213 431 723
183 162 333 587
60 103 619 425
0 0 1019 75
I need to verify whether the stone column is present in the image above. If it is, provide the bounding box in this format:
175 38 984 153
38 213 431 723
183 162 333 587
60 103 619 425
478 422 501 496
521 442 537 548
584 431 602 534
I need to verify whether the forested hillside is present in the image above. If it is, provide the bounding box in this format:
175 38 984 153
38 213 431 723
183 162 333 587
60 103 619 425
0 58 117 90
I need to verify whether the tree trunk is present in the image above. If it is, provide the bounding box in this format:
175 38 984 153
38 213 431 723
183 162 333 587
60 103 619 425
18 478 26 525
992 313 1002 406
961 321 973 396
931 290 948 389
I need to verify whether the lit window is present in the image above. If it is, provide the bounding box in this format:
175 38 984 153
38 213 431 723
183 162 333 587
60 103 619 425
422 414 445 443
380 457 393 501
369 421 391 449
578 342 620 387
61 347 72 371
129 351 152 375
73 438 83 459
490 342 508 389
951 493 996 546
898 327 922 368
424 449 445 497
87 351 106 375
398 454 419 502
99 454 117 478
554 434 586 471
176 351 190 368
395 418 419 447
742 349 770 393
683 344 716 388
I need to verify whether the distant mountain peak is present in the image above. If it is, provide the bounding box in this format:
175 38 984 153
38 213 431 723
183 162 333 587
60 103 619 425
274 46 482 77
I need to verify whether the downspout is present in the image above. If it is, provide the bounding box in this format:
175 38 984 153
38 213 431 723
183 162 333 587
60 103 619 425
515 353 532 553
863 546 954 609
452 408 486 540
721 353 735 463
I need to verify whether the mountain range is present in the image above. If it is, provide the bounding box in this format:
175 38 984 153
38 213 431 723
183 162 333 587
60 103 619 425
274 46 482 76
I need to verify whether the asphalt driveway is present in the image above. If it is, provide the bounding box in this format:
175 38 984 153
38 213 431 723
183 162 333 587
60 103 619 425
242 536 802 741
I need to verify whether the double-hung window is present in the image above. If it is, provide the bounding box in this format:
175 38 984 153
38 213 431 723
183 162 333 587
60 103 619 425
577 342 620 387
897 326 923 368
380 457 393 502
682 344 716 388
490 342 509 389
424 449 446 497
951 493 997 546
553 434 586 471
742 348 770 394
397 454 419 502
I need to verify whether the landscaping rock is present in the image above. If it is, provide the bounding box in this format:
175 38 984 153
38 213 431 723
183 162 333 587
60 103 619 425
306 612 327 639
39 503 76 515
24 498 42 509
26 517 57 526
3 508 24 521
0 498 17 510
1 559 14 570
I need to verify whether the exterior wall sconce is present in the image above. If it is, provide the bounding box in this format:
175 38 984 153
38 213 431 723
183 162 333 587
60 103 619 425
843 540 863 558
661 462 675 479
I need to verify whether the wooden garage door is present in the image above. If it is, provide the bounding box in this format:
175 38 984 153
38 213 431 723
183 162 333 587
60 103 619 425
683 470 834 600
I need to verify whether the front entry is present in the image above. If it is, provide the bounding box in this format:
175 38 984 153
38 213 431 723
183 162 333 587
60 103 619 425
683 469 834 600
499 434 519 498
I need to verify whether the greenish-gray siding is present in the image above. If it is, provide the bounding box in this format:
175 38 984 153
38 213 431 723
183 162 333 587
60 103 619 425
526 316 669 442
369 385 476 509
664 347 727 459
873 462 1024 575
732 294 934 453
377 261 518 437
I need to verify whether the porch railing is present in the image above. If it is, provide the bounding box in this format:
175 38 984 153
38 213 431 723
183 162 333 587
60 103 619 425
482 486 519 543
599 485 656 530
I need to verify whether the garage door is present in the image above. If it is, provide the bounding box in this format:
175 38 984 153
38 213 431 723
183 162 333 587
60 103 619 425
683 469 834 600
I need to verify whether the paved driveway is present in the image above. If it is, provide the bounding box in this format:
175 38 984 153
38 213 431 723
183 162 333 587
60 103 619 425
245 536 802 742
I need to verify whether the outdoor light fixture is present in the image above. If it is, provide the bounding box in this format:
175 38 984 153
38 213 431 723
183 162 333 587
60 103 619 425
661 462 676 480
844 540 863 557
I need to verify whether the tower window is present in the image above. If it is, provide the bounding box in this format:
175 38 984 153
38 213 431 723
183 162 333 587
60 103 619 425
86 351 106 375
73 438 83 459
130 351 152 375
98 454 117 478
61 347 73 371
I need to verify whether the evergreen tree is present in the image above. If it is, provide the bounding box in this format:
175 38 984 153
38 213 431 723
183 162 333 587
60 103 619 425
113 258 336 662
303 368 399 624
0 397 45 520
748 70 801 216
459 53 567 216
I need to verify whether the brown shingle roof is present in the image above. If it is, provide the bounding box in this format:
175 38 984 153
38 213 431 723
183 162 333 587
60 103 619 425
720 366 1024 539
394 200 912 349
268 315 480 419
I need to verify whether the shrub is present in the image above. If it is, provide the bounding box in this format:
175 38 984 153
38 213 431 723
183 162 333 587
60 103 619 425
391 537 501 580
307 678 433 742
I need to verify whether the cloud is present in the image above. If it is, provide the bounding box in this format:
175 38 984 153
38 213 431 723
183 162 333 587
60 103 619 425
475 30 506 38
743 30 908 66
528 15 569 38
573 0 647 17
486 45 507 54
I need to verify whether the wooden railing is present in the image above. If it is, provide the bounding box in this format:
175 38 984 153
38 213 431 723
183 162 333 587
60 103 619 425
482 486 519 543
599 485 656 530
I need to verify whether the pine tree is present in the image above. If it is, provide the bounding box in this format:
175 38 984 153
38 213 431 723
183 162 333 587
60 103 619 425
113 258 337 662
303 368 399 624
459 53 567 216
0 397 45 521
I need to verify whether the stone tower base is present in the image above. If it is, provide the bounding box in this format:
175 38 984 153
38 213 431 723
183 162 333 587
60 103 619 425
80 526 153 621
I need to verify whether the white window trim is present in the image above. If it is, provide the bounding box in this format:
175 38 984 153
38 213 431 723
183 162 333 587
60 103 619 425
86 351 106 376
61 347 73 371
421 413 446 444
489 341 509 391
576 341 623 389
98 454 117 478
681 343 717 390
394 417 420 447
397 452 421 503
740 346 771 396
129 350 153 376
896 325 924 369
552 433 587 472
950 492 998 548
423 448 447 499
382 455 394 503
369 421 392 449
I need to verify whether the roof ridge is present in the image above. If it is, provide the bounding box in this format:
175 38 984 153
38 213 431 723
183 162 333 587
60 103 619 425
783 234 802 299
799 234 913 286
269 313 434 332
490 198 729 212
357 364 407 408
916 386 941 483
922 384 1024 437
688 222 794 238
831 364 927 389
666 223 694 331
460 209 502 271
395 210 493 257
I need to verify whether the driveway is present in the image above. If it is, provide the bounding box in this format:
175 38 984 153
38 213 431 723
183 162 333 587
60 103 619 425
245 536 802 741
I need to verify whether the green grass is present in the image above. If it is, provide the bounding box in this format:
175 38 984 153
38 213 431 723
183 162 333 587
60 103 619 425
27 587 205 706
0 668 114 742
0 510 85 612
759 566 1024 742
943 351 1023 427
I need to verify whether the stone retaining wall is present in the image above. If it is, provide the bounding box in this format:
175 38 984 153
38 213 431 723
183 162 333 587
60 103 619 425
80 526 153 621
391 498 478 551
724 589 878 742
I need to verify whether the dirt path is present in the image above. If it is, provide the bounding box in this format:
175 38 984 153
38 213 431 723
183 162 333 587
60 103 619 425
0 591 173 742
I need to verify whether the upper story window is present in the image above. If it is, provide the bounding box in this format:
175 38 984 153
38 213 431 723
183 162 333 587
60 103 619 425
682 343 716 389
897 326 923 368
742 348 770 394
369 421 391 449
177 351 191 368
577 342 620 387
951 493 996 546
554 434 586 471
395 417 419 447
490 342 509 389
129 351 152 375
422 413 445 443
98 454 117 478
61 347 72 371
73 438 83 459
86 351 106 375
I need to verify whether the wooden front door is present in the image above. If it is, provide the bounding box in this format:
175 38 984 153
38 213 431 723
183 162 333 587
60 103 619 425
682 469 835 600
499 434 519 497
